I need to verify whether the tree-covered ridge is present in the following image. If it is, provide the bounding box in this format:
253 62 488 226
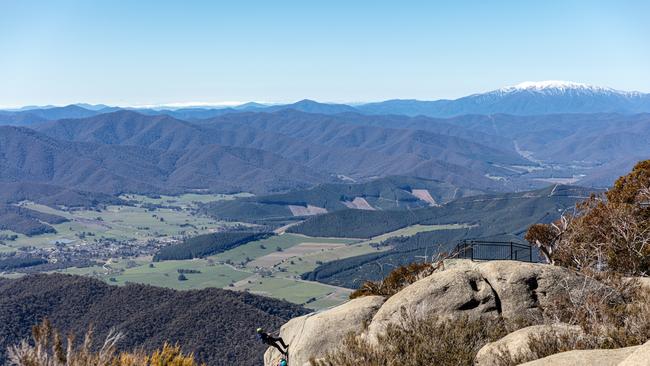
0 273 308 365
201 176 482 223
0 204 69 236
289 185 594 239
153 231 273 261
300 185 594 288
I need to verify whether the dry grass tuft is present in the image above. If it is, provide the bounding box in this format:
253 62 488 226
7 319 205 366
349 262 439 299
311 312 507 366
492 278 650 365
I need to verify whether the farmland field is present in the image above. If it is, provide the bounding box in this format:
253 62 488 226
110 259 251 289
1 193 472 310
120 193 253 208
359 224 475 245
1 194 246 251
211 234 356 265
37 224 458 309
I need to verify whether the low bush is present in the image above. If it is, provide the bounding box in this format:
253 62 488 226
526 159 650 276
349 262 437 299
492 277 650 365
311 313 507 366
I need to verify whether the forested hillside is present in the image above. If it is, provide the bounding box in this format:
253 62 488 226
0 274 308 365
0 182 125 208
34 110 527 191
0 204 69 236
0 125 327 195
299 185 594 287
154 231 273 261
201 176 481 223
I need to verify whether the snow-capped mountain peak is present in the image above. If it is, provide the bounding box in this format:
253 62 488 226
499 80 614 93
513 80 588 89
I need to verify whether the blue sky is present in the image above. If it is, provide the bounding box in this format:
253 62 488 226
1 0 649 107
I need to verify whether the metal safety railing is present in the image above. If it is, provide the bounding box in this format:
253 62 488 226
453 240 533 262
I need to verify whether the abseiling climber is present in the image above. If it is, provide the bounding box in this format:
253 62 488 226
257 327 289 356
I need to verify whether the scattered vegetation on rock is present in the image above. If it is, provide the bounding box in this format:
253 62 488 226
349 262 437 299
311 314 507 366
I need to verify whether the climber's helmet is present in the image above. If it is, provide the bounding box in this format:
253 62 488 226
256 328 263 333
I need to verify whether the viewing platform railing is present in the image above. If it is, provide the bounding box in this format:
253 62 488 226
453 240 533 262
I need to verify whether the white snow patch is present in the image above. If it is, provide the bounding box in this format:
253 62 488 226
497 80 643 96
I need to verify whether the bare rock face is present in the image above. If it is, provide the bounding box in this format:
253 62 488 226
477 261 589 321
264 260 615 365
474 324 584 366
364 263 499 343
620 340 650 366
264 295 385 366
365 260 588 342
515 339 650 366
519 346 641 366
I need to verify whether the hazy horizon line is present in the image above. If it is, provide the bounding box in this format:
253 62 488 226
2 79 648 111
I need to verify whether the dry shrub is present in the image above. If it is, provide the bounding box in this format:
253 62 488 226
554 196 650 276
350 262 438 299
492 277 650 365
115 344 202 366
526 159 650 276
311 311 507 366
543 275 650 346
7 319 205 366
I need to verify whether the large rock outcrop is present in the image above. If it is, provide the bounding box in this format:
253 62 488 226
264 295 385 366
520 346 641 366
475 324 584 366
365 260 589 342
364 261 498 343
518 340 650 366
263 260 622 366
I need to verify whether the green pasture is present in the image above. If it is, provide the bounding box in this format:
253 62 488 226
107 259 251 290
120 192 253 208
234 276 346 306
8 200 243 249
210 233 356 265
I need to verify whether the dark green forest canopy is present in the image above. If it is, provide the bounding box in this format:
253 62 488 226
0 274 308 365
153 231 273 261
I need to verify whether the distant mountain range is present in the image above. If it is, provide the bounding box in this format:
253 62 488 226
0 125 328 195
3 81 649 122
357 81 650 117
0 107 646 202
0 81 648 203
32 110 521 191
